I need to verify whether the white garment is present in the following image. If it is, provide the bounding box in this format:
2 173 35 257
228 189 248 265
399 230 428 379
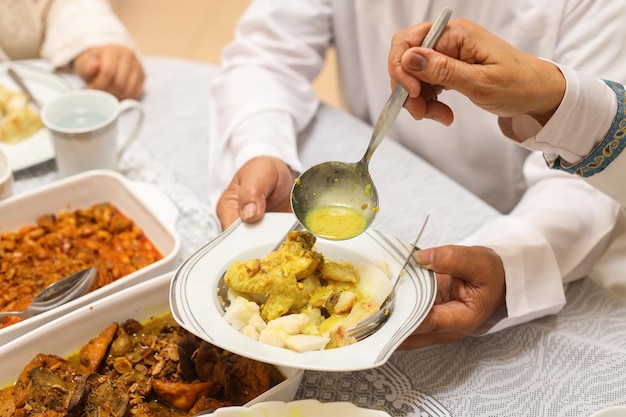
505 67 626 207
208 0 626 333
504 68 626 300
0 0 135 68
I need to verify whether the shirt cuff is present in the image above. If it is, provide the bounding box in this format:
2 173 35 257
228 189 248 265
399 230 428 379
500 64 617 164
551 80 625 177
459 216 566 334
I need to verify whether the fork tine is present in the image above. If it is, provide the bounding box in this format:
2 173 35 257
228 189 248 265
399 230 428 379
343 214 430 341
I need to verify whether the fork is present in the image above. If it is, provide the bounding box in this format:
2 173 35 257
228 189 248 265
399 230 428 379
345 214 430 341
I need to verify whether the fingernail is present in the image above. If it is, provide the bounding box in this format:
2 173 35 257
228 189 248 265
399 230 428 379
432 116 448 126
415 249 433 267
407 52 426 71
242 203 257 220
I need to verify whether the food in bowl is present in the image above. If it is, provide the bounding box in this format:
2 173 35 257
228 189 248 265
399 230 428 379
223 230 393 351
0 202 163 328
0 84 42 143
0 313 286 416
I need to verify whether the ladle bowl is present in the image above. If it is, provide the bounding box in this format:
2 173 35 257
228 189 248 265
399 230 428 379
291 160 379 240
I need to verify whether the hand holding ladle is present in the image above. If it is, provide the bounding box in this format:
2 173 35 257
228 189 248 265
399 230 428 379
290 8 452 240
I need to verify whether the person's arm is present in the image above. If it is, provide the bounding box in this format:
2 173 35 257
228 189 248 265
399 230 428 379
208 0 333 228
41 0 136 69
390 9 626 340
389 18 626 206
42 0 144 99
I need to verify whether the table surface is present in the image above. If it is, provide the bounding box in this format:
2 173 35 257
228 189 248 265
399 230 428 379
10 57 626 417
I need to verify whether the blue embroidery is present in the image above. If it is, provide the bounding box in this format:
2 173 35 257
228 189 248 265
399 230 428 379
551 80 626 177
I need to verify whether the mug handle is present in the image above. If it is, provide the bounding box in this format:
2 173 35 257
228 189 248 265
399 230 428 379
116 99 145 159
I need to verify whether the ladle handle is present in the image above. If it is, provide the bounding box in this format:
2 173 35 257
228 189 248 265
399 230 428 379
361 7 453 164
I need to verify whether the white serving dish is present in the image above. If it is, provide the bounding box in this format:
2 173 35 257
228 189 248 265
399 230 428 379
171 213 437 372
207 399 391 417
0 62 73 171
0 169 181 345
0 271 303 407
0 146 13 200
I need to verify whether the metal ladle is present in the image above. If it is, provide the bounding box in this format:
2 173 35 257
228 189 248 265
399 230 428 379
0 267 97 319
291 8 452 240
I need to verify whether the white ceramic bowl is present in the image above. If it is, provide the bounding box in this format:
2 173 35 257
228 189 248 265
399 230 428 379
207 399 391 417
171 213 437 371
0 272 303 407
0 170 181 345
0 147 13 200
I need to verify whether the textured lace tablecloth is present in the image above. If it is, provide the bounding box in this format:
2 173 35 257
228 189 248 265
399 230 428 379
10 57 626 416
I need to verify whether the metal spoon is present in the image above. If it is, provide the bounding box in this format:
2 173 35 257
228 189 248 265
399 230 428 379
7 67 42 109
291 8 452 240
0 267 97 319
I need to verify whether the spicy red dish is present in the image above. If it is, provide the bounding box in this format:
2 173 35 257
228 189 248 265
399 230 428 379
0 202 163 328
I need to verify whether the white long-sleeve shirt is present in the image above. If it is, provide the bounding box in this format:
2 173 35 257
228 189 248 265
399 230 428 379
504 67 626 207
209 0 626 333
0 0 135 68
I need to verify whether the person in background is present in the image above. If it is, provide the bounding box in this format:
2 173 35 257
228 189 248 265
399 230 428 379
207 1 626 349
0 0 144 100
388 18 626 207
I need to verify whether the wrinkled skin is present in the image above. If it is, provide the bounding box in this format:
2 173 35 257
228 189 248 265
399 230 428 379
398 245 506 350
387 18 565 128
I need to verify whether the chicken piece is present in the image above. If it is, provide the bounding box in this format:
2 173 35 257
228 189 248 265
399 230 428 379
223 354 271 404
67 373 128 417
189 396 232 415
79 322 119 373
17 368 72 414
193 342 228 387
0 389 16 417
151 378 215 411
11 354 76 411
320 260 358 283
224 231 323 320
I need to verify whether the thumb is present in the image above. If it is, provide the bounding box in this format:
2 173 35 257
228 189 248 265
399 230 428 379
401 47 474 93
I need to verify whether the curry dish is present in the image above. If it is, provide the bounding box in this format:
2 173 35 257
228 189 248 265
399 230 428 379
0 202 163 328
0 314 284 416
224 230 391 350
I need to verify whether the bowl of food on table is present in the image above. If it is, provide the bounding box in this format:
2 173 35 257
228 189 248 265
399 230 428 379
170 212 436 372
0 272 303 416
0 169 181 345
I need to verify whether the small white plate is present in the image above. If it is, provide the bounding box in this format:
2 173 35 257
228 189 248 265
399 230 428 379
0 62 73 171
207 399 391 417
170 212 436 371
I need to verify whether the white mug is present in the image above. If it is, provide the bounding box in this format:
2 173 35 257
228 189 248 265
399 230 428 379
41 90 144 178
0 147 13 200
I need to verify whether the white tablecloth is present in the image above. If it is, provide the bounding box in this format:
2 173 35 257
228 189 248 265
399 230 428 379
11 57 626 417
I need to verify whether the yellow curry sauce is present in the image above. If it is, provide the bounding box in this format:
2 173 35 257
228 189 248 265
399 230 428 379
304 204 368 240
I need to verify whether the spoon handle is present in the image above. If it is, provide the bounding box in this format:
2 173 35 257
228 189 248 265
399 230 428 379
0 310 27 319
361 7 452 164
7 67 41 109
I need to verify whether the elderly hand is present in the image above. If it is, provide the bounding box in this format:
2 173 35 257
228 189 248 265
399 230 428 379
73 45 145 100
216 156 297 230
397 244 506 350
388 18 565 127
